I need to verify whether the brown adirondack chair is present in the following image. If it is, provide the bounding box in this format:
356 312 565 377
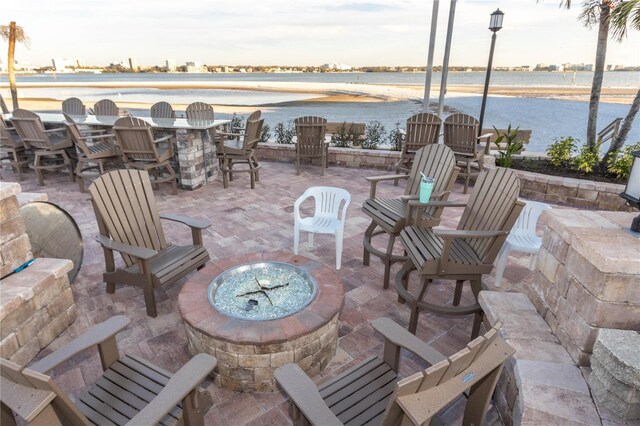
10 109 74 186
443 113 493 194
275 318 513 426
61 97 86 115
395 113 442 177
397 168 524 338
362 144 459 289
0 120 30 180
220 117 264 189
185 102 214 120
93 99 119 116
89 169 211 317
295 116 328 175
0 315 216 426
62 113 121 192
150 101 176 118
112 116 178 195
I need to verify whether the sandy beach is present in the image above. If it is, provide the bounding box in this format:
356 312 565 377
2 80 636 110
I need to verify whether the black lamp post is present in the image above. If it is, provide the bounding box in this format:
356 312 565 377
478 9 504 136
620 150 640 235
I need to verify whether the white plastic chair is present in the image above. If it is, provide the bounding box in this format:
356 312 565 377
494 200 552 287
294 186 351 270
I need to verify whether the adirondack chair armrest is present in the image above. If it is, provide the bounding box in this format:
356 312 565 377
401 191 450 203
407 200 467 209
43 127 67 133
216 131 242 137
129 354 217 425
366 174 408 198
79 128 107 134
477 133 493 141
372 318 446 370
96 235 158 260
406 198 466 225
160 213 211 229
153 135 173 144
78 133 115 141
274 364 342 426
434 229 507 239
28 316 131 374
0 376 57 423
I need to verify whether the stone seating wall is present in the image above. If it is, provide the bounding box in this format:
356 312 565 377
0 183 76 366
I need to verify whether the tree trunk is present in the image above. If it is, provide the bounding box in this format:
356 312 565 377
601 87 640 170
587 4 610 148
8 21 19 110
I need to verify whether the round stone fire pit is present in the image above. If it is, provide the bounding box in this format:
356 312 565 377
178 252 344 392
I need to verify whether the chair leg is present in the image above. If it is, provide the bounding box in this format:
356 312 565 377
453 280 464 306
464 162 471 194
471 311 484 340
34 153 44 186
494 245 510 288
409 276 430 335
335 229 343 270
76 158 86 193
12 151 23 181
293 225 300 255
383 233 396 289
61 151 74 182
362 221 376 266
296 154 301 175
166 164 177 195
222 157 229 188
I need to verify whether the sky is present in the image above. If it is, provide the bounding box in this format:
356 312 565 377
2 0 640 68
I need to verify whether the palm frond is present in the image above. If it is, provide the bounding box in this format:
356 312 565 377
0 23 30 46
610 0 640 41
578 0 606 27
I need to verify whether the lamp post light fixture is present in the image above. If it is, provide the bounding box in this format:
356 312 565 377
620 150 640 235
478 8 504 136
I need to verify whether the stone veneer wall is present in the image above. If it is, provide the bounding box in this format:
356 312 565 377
514 169 632 212
527 209 640 366
0 183 76 366
185 313 339 392
256 143 401 170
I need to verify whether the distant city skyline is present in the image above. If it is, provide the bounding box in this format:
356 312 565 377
3 0 640 68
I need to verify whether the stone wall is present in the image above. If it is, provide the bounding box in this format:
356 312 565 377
0 183 33 278
515 169 632 212
0 183 76 366
256 143 401 170
479 291 600 425
527 209 640 366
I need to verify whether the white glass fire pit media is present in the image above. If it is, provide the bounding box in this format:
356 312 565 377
208 262 318 320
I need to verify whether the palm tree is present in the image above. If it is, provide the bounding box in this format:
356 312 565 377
0 22 29 110
557 0 613 149
606 0 640 162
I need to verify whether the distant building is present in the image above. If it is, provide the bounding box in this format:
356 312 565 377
165 59 177 72
321 63 352 71
185 61 205 73
51 57 77 72
128 57 138 71
584 64 594 71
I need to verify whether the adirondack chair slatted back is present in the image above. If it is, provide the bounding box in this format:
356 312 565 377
404 144 457 196
382 324 509 426
242 117 264 151
150 101 175 119
0 120 21 148
89 169 167 267
10 109 52 150
458 168 521 261
597 117 622 145
444 113 479 156
113 116 162 162
61 97 86 115
62 113 91 156
295 116 327 157
404 112 441 153
186 102 214 120
0 358 88 425
93 99 119 116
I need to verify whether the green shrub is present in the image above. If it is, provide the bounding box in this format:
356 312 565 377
362 121 386 150
274 121 295 144
229 114 244 140
493 124 524 168
259 123 271 143
574 145 599 173
387 122 403 151
331 123 362 148
546 136 576 168
608 142 640 179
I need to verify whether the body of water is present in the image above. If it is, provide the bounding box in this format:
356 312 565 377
3 71 639 151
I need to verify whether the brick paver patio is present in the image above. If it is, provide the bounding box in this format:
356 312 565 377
2 161 537 425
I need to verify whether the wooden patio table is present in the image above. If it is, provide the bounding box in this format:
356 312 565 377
2 112 230 190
